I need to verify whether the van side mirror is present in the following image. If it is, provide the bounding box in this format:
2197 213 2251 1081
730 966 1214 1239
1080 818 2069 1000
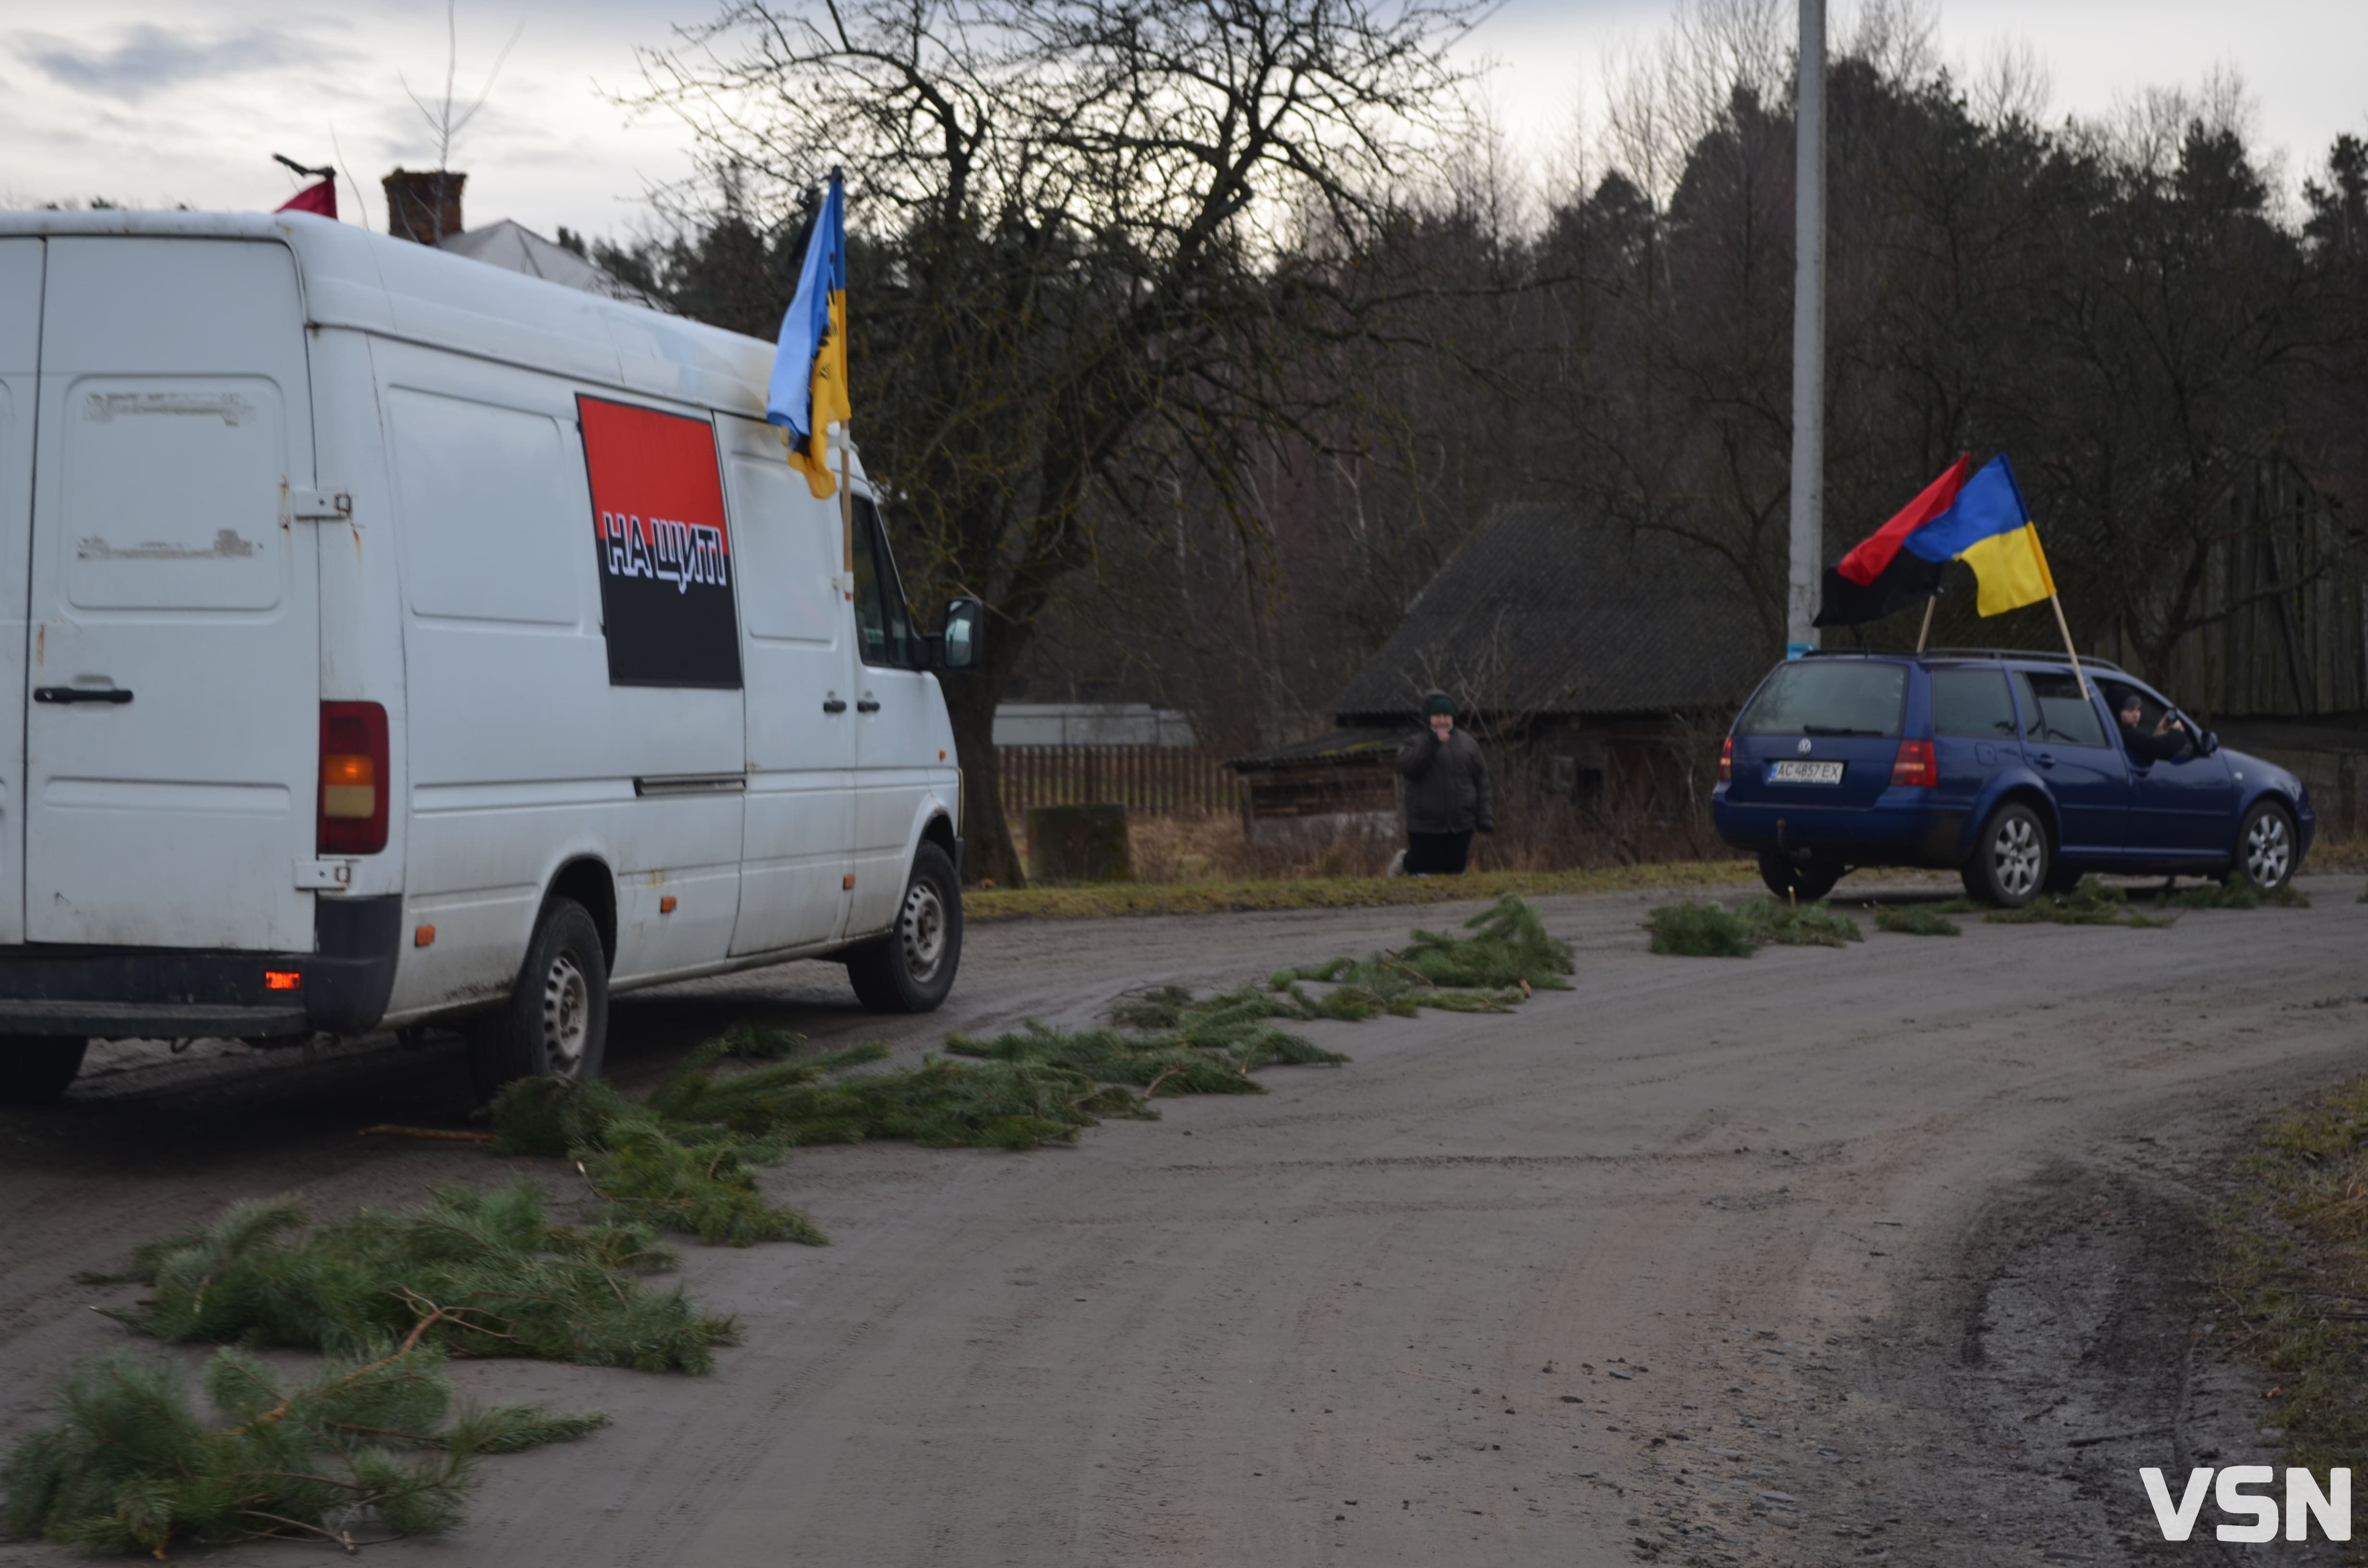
937 597 982 671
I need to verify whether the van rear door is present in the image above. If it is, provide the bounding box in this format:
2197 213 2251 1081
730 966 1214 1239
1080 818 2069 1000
24 238 320 951
0 240 43 947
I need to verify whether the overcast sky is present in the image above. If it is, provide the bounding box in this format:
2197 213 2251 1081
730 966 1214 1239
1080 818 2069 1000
5 0 2365 243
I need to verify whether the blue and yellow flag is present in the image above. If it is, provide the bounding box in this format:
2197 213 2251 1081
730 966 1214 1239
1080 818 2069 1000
1904 453 2057 616
766 172 850 500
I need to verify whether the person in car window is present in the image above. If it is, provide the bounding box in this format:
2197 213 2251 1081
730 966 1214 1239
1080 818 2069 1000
2115 690 2191 762
1397 690 1493 875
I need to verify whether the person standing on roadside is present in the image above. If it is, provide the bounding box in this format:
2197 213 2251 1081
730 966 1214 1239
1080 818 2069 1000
1396 690 1492 875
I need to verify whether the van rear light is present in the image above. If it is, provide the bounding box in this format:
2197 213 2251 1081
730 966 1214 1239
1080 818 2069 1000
319 701 389 855
1890 738 1936 788
1719 736 1734 783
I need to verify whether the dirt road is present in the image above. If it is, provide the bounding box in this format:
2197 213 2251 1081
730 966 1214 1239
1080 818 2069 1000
3 878 2364 1566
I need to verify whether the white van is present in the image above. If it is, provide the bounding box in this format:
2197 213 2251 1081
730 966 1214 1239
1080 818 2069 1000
0 210 981 1104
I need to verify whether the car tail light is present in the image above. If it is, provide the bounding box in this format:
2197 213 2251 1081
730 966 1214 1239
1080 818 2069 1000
1891 738 1936 788
319 701 389 855
1719 736 1734 783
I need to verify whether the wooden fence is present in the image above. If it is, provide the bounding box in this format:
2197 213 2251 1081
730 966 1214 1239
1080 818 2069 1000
996 746 1237 816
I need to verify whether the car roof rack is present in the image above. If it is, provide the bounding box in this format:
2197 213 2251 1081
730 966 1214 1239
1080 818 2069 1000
1917 646 2128 673
1800 649 2140 673
1800 645 2129 674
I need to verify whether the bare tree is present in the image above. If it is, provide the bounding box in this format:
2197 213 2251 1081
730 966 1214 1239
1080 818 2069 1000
629 0 1481 883
398 0 524 240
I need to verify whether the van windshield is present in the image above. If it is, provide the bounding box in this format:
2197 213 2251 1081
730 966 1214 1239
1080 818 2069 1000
1735 662 1907 738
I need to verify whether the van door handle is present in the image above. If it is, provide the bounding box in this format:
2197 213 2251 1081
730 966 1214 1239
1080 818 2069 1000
2029 750 2055 768
34 686 132 705
856 698 881 713
822 698 848 714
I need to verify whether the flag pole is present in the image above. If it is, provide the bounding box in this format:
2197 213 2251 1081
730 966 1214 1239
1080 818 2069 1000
2047 590 2089 699
1914 595 1936 653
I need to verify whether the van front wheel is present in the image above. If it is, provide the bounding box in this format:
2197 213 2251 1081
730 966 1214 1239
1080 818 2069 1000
847 844 962 1014
468 897 609 1100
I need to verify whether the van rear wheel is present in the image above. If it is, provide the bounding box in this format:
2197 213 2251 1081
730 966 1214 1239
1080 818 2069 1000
847 844 962 1014
0 1036 87 1105
468 897 608 1100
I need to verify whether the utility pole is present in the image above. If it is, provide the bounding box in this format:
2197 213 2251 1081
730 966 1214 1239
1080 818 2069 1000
1787 0 1825 658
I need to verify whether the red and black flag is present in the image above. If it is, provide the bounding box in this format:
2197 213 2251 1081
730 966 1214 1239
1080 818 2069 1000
1813 456 1967 626
272 155 338 220
1816 453 2058 626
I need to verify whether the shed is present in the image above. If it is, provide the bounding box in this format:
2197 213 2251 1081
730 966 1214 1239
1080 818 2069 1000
1328 504 1768 731
1226 727 1401 846
1235 505 1768 843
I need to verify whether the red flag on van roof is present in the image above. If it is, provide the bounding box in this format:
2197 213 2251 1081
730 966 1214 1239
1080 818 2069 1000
276 179 337 220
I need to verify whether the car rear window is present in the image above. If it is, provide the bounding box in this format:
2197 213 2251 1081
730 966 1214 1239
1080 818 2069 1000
2013 670 2109 747
1735 662 1907 738
1930 667 2018 739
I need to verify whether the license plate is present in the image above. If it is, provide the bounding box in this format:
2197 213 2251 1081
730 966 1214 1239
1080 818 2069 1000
1768 760 1845 784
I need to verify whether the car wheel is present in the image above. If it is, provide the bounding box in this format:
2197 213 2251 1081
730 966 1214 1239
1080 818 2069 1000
1758 851 1841 902
0 1036 87 1105
2231 799 2298 892
847 844 963 1014
468 897 609 1100
1965 802 2049 909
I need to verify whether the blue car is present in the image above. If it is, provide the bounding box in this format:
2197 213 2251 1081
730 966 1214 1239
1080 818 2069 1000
1712 650 2314 907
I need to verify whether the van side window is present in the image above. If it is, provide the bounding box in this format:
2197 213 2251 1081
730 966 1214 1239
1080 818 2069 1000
1929 668 2017 739
2012 670 2108 747
850 497 919 669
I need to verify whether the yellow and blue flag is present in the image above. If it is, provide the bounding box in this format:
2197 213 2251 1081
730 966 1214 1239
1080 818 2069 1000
1817 452 2056 625
766 172 850 500
1905 454 2056 616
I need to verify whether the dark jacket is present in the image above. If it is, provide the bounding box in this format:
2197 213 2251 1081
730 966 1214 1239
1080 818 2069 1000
2118 718 2191 763
1397 727 1493 834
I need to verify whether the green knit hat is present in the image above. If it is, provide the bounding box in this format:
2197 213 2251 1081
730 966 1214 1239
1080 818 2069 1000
1423 690 1456 717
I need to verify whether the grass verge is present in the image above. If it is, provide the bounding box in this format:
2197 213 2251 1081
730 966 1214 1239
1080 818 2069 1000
966 859 1753 922
2210 1077 2368 1487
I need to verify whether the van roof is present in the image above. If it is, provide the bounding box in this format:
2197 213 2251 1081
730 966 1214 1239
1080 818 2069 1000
0 209 772 420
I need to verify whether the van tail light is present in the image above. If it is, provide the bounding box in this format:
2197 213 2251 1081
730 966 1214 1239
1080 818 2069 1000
1891 738 1937 788
319 701 389 855
1719 736 1734 783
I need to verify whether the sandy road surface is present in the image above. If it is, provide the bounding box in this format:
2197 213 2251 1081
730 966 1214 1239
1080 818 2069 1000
2 877 2364 1566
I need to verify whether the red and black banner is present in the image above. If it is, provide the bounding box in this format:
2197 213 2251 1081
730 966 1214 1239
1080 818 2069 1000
578 395 742 688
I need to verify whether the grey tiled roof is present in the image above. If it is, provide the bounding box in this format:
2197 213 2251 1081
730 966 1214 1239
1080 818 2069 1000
1228 726 1401 772
1328 505 1772 721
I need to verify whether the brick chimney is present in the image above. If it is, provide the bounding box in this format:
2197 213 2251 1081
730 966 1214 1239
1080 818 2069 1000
382 168 466 244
